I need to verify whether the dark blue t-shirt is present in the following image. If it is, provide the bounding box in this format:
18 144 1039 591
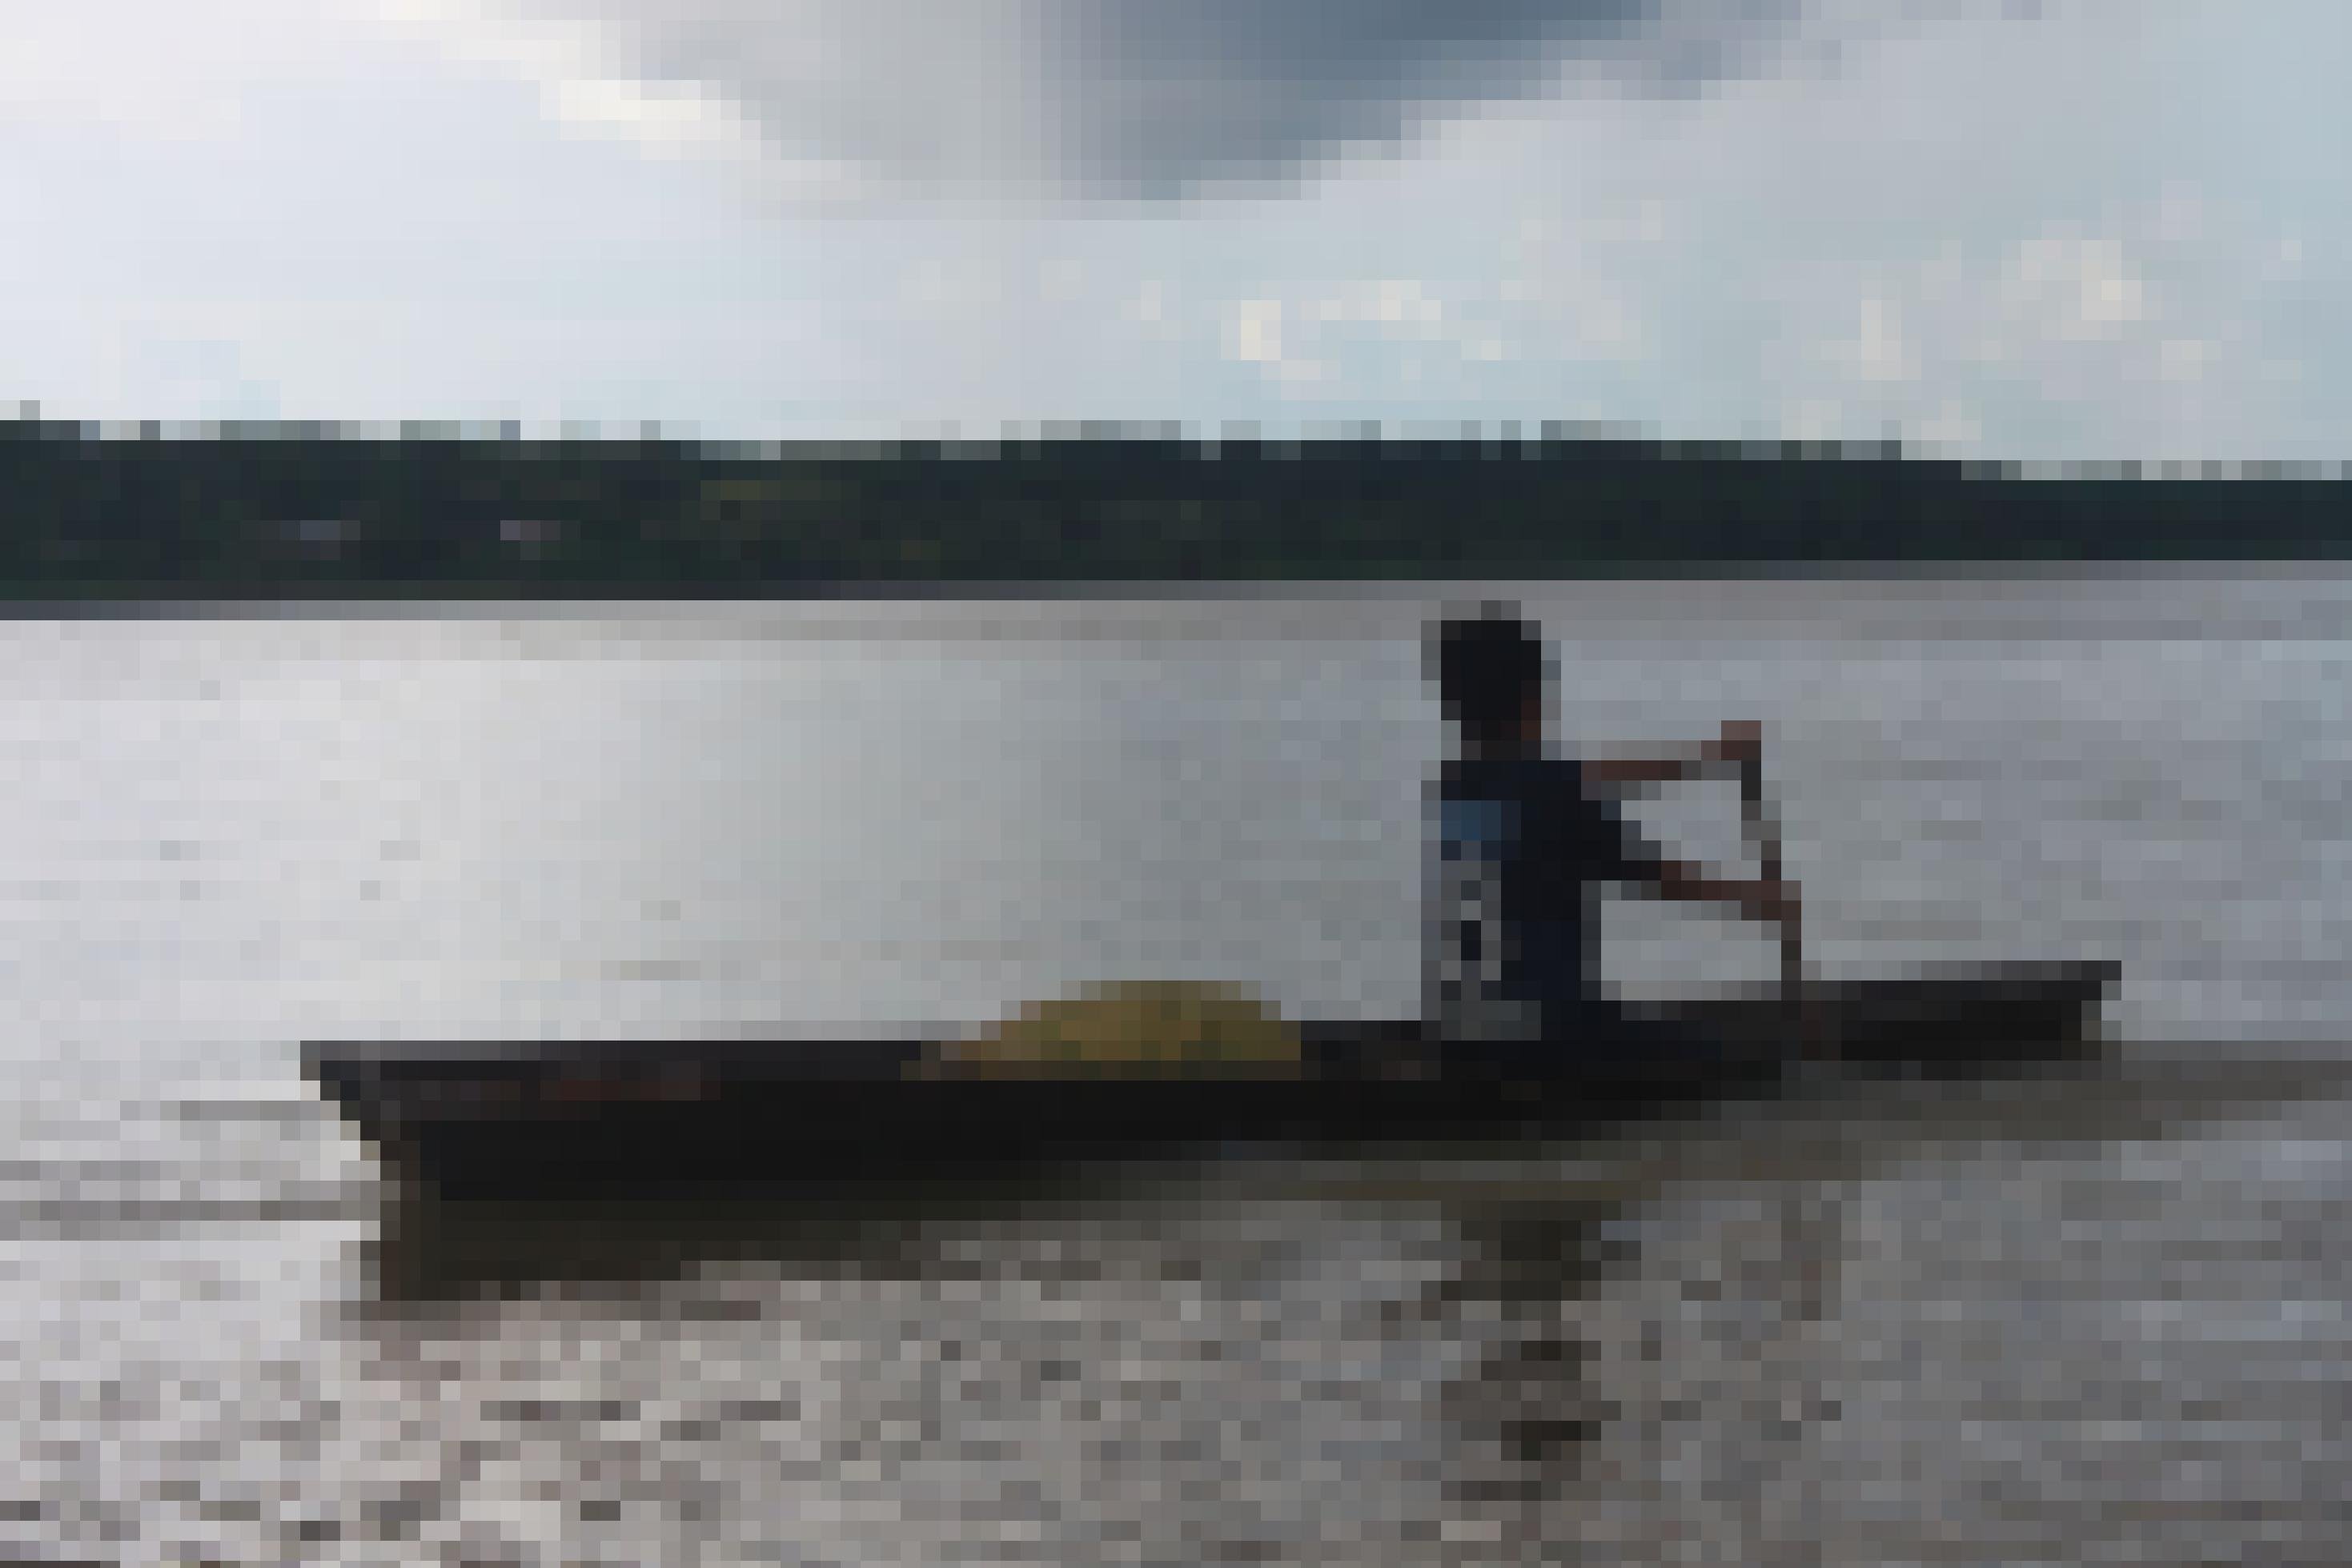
1426 755 1666 1042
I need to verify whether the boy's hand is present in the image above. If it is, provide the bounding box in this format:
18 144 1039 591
1749 880 1801 928
1713 720 1764 768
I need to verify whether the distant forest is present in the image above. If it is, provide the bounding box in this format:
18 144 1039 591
0 419 2342 595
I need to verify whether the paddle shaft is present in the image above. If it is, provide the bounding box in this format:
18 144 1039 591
1737 754 1816 1044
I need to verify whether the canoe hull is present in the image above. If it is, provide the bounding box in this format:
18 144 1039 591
307 960 2115 1199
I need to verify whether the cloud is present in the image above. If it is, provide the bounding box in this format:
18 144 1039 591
15 0 2333 459
1752 197 2290 459
1222 299 1286 366
415 0 1842 200
0 0 367 142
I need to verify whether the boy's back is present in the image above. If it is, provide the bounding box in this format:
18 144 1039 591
1426 752 1666 1049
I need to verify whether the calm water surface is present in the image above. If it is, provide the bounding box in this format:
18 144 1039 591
2 576 2350 1565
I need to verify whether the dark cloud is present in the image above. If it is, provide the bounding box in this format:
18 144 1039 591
500 0 1813 199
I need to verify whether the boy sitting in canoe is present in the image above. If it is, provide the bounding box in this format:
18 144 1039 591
1430 605 1800 1073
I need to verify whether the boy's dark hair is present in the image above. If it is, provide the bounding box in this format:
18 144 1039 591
1433 606 1548 731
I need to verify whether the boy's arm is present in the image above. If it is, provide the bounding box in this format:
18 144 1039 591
1572 720 1798 924
1642 858 1799 926
1579 720 1763 789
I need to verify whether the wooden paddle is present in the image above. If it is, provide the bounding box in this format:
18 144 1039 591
1736 744 1824 1058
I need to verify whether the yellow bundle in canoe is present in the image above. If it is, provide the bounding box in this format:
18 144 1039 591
918 981 1303 1078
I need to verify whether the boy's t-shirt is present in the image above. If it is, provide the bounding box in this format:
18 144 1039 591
1427 755 1668 1043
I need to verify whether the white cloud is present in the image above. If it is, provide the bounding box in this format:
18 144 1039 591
363 0 777 163
1222 299 1285 366
1302 279 1449 337
0 0 375 142
1563 291 1644 358
2159 338 2212 385
1126 280 1170 334
1217 276 1510 401
1913 400 1982 451
541 71 753 154
2005 231 2149 342
1272 357 1327 391
1784 399 1841 443
1841 295 1917 384
1760 194 2282 457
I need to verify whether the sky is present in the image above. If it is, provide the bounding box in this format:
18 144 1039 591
2 0 2344 459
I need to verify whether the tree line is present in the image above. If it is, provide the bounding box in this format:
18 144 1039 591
0 422 2339 594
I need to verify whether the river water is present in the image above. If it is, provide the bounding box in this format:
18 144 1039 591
2 575 2349 1564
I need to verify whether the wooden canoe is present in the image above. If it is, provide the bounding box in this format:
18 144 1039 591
305 960 2115 1199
